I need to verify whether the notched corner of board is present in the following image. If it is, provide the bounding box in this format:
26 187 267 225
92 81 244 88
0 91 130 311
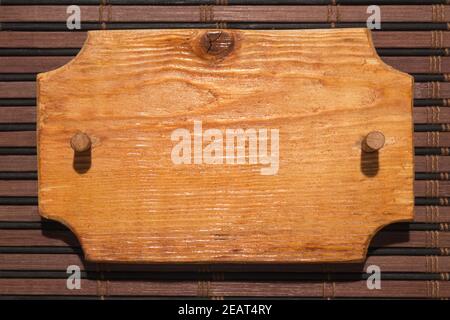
37 30 96 85
364 28 415 86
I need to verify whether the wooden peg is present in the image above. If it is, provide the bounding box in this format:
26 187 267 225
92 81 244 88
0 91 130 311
70 132 91 153
362 131 385 153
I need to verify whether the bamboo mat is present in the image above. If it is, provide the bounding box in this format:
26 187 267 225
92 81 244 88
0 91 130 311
0 1 450 299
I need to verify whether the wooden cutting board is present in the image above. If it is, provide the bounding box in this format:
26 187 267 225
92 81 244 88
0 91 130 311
37 28 414 263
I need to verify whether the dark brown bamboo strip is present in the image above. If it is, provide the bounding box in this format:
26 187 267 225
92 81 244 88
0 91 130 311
0 108 36 124
0 132 35 147
2 56 448 74
0 230 79 246
0 82 35 99
416 180 450 197
217 5 450 23
1 0 449 5
0 206 39 222
2 31 450 49
416 156 450 171
0 230 449 248
0 279 448 298
0 278 100 296
0 278 197 296
415 83 450 99
0 181 36 196
0 57 70 73
1 0 446 5
4 82 450 99
415 132 450 147
373 31 450 48
1 254 450 273
0 156 36 171
415 206 450 222
0 5 449 23
211 280 450 298
382 57 450 74
0 32 88 48
331 280 450 298
414 108 450 124
2 22 449 32
0 254 88 271
0 6 100 23
370 230 450 248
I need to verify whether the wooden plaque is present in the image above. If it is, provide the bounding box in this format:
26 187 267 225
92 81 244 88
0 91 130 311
37 28 414 263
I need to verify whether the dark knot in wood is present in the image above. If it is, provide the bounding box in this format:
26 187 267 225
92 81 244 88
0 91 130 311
199 30 234 59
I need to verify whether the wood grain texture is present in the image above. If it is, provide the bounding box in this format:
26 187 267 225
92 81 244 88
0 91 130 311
4 81 447 99
37 29 414 264
12 130 450 149
12 179 450 197
0 107 445 127
1 205 449 223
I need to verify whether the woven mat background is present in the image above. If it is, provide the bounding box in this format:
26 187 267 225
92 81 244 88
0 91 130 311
0 1 450 299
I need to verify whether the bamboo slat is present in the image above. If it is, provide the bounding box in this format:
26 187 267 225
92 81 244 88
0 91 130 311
0 132 35 147
415 132 450 147
0 206 39 221
1 254 450 273
0 0 448 4
0 278 448 298
0 6 449 23
0 108 36 124
416 181 450 197
414 108 450 124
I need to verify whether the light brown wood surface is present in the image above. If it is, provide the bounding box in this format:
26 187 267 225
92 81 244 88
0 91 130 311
37 28 414 263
